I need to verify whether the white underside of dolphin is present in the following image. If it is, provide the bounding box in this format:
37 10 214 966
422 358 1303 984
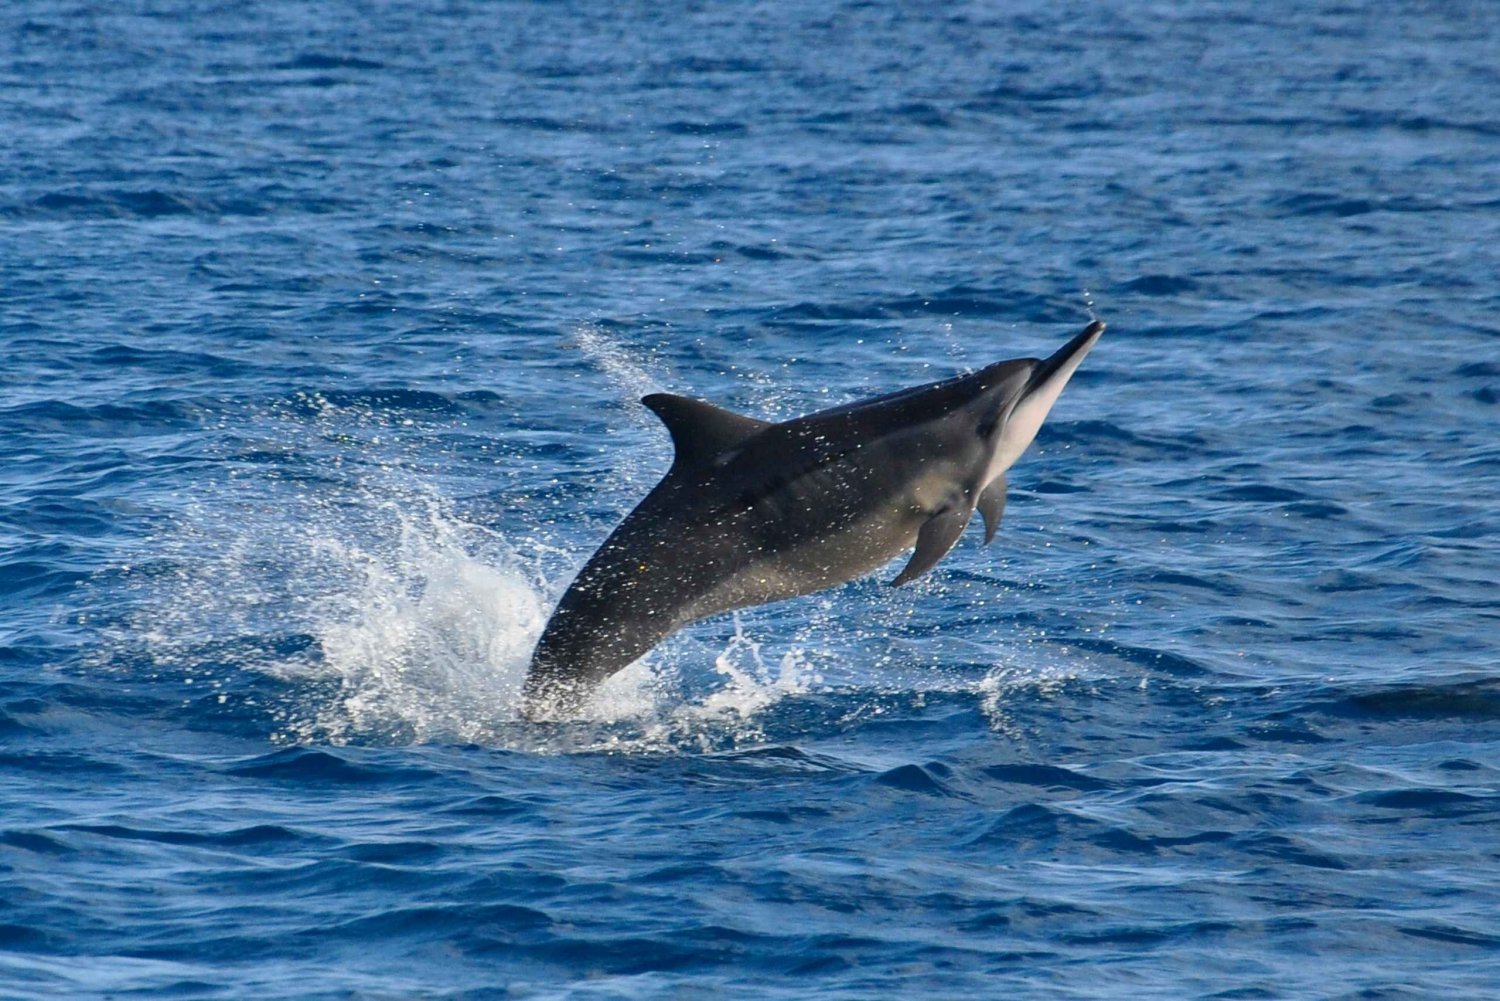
523 320 1104 718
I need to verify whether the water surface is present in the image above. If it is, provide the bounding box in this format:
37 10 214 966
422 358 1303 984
3 1 1499 997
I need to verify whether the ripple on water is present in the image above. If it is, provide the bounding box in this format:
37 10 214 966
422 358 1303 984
4 1 1500 997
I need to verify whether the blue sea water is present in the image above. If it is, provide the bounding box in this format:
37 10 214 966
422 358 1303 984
3 0 1499 997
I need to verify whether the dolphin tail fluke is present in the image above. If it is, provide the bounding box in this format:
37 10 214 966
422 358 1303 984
890 505 971 586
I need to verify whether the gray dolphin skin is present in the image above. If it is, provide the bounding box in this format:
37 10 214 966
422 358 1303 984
522 320 1104 718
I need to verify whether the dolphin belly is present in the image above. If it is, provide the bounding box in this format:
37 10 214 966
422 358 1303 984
681 505 925 622
523 498 921 718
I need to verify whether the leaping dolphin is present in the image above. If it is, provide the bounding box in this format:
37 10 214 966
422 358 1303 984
523 320 1104 718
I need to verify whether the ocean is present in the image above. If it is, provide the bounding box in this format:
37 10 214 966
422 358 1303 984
3 1 1499 997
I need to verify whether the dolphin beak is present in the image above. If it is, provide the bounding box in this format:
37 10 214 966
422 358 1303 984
1024 320 1105 400
983 319 1104 476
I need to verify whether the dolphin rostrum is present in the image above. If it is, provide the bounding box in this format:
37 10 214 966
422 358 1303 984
522 320 1104 718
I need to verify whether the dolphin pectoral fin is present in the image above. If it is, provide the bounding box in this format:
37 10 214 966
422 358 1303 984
642 393 772 470
890 506 972 586
977 476 1007 545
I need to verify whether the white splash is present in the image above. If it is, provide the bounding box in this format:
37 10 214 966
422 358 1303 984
95 446 825 750
277 497 547 745
578 620 817 754
701 612 816 717
977 659 1091 740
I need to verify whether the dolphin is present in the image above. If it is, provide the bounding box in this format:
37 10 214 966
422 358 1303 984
522 320 1104 718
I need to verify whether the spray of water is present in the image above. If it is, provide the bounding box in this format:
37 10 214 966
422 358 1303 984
277 495 546 744
572 322 665 404
265 480 820 750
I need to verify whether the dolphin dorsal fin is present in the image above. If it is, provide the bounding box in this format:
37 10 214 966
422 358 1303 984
641 393 771 470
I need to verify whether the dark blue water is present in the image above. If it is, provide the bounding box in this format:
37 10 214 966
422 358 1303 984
4 1 1499 997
